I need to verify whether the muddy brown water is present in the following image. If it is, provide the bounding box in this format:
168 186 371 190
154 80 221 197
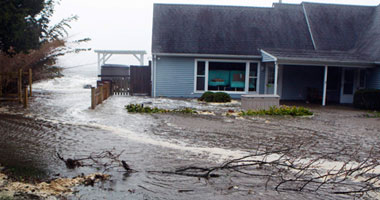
0 74 379 199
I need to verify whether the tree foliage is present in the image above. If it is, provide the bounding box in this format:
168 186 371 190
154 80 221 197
0 0 45 54
0 0 91 94
0 0 81 55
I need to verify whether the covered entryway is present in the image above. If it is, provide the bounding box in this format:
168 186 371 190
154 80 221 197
261 49 375 105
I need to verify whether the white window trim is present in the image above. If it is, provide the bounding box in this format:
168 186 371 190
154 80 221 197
194 59 260 94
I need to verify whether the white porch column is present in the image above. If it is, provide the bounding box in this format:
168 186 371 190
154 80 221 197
322 65 328 106
274 62 279 95
140 54 145 65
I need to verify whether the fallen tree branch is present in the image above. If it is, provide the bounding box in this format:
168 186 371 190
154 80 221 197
150 147 380 198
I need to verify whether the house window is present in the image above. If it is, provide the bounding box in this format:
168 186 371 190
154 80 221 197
196 61 206 91
208 62 246 92
195 60 259 93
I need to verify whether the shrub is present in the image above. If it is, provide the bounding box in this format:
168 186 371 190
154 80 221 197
198 92 231 103
213 92 232 103
125 104 196 114
199 91 215 102
354 89 380 111
240 106 313 117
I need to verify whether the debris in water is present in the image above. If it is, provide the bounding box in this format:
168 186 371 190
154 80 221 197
0 172 110 198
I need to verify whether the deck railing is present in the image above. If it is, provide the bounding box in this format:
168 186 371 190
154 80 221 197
0 68 33 108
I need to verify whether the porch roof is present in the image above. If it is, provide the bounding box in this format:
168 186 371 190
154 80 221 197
261 49 376 67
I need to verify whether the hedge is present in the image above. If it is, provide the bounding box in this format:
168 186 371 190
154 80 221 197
353 89 380 111
240 106 313 117
198 92 231 103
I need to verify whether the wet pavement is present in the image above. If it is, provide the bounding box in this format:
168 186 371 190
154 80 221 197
0 68 379 199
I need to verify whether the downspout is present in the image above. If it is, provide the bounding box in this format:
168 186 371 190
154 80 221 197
153 54 157 97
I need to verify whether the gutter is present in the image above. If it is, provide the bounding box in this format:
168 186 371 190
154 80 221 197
153 52 262 59
277 57 375 68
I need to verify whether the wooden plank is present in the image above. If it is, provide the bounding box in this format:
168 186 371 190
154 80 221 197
29 68 32 97
18 69 23 103
91 87 96 109
0 75 2 97
23 87 28 108
99 85 104 103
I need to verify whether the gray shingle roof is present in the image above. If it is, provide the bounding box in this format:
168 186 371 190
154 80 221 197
302 3 375 51
152 3 380 63
262 48 373 66
152 4 314 55
354 6 380 61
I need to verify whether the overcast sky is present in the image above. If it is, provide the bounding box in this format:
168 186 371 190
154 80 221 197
52 0 380 69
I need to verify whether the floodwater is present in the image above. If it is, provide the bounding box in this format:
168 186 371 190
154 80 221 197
0 67 379 199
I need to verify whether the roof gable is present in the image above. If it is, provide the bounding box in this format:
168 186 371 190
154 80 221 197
302 3 375 51
354 6 380 61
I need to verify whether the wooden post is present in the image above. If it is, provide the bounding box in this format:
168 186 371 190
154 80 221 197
91 87 96 109
99 85 104 103
106 82 110 99
18 69 23 103
23 87 28 108
0 75 2 97
29 68 32 97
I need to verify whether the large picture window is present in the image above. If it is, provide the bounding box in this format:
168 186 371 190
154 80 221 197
195 60 259 93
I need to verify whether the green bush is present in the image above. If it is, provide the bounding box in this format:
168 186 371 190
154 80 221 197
240 106 313 117
125 104 196 114
198 92 231 103
199 91 215 102
213 92 232 102
354 89 380 111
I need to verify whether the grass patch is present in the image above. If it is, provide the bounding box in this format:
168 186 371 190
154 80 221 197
364 111 380 118
125 104 197 114
0 197 13 200
1 165 48 183
240 106 313 117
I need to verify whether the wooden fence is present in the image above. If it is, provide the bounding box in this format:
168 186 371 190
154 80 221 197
91 81 112 109
130 66 151 96
0 68 32 108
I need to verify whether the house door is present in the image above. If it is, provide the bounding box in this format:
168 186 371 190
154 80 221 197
265 65 274 94
340 68 356 104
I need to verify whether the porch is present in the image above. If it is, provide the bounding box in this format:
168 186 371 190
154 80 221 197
260 49 376 106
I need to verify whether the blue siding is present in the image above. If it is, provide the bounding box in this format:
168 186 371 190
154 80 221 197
156 57 196 97
155 56 265 98
281 65 324 100
367 66 380 89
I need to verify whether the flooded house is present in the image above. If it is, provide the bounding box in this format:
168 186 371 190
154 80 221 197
151 2 380 106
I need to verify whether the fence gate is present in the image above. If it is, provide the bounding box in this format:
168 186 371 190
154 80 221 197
130 66 151 96
99 75 129 96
